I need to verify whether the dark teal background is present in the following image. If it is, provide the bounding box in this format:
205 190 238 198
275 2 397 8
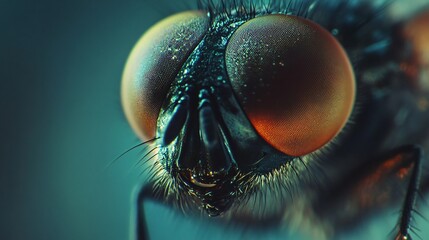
1 0 428 240
0 0 188 239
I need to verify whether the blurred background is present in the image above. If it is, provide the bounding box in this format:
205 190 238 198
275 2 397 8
1 0 428 240
0 0 190 239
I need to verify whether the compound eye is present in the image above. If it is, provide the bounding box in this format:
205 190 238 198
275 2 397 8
122 11 209 140
226 15 356 156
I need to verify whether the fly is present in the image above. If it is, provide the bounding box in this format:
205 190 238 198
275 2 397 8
120 0 429 239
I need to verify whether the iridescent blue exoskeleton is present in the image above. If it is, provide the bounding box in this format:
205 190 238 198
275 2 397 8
121 0 429 239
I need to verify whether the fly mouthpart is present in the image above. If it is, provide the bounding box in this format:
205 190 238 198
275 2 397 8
185 163 235 189
190 174 218 188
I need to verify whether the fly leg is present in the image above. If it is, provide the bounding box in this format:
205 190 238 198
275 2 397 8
394 145 423 240
315 145 424 239
130 182 162 240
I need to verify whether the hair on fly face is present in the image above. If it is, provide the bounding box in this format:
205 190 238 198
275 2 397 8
197 0 319 19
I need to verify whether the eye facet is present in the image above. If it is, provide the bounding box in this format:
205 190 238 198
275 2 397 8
121 11 209 140
226 14 356 156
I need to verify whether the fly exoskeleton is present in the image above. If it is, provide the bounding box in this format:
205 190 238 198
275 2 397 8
120 0 429 239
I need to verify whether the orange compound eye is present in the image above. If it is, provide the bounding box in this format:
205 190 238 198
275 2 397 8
225 15 356 156
121 11 209 141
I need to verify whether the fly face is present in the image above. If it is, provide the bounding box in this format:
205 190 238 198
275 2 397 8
123 5 355 216
121 0 429 239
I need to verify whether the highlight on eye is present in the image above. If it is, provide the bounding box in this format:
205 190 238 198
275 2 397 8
121 11 209 141
225 14 356 156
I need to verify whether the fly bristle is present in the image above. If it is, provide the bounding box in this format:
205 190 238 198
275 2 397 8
197 0 321 20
